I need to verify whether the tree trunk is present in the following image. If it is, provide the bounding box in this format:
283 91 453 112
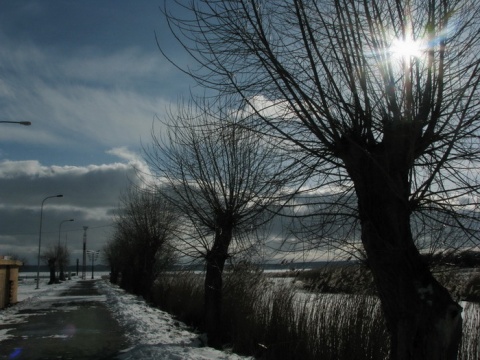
343 148 462 360
59 265 65 281
204 223 232 349
140 252 157 302
109 265 119 284
48 258 57 285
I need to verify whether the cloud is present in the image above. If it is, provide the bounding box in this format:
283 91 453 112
0 1 194 266
60 47 167 86
31 83 165 146
106 146 154 186
0 155 144 264
0 33 173 152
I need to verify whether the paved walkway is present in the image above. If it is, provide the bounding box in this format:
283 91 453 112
0 280 128 360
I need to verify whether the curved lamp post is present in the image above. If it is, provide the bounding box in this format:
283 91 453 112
36 194 63 289
0 121 31 126
58 219 74 281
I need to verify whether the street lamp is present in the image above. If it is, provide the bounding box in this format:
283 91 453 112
87 250 99 279
36 194 63 289
0 121 31 126
82 226 88 280
58 219 74 281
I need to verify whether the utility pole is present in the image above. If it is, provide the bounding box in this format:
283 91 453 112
82 226 88 280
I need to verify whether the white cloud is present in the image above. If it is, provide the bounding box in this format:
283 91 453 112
107 146 141 163
0 160 42 178
243 95 297 120
106 146 154 186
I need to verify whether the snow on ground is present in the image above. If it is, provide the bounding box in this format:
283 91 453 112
0 278 75 342
1 277 251 360
98 279 250 359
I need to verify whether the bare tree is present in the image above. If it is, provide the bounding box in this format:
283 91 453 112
56 245 70 281
103 237 123 284
107 186 177 301
41 245 66 285
146 98 289 347
160 1 480 358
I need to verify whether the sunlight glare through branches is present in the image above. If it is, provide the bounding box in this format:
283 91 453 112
389 37 426 59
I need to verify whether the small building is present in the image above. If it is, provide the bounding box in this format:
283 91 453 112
0 258 23 309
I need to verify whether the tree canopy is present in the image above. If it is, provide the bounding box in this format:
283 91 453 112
161 0 480 244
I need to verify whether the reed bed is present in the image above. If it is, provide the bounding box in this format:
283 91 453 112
152 266 479 359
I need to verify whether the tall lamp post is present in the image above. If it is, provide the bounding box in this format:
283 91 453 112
87 250 99 279
36 194 63 289
58 219 74 281
82 226 88 280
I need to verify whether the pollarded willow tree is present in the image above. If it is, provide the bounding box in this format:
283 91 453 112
145 99 290 348
42 244 69 284
160 1 480 359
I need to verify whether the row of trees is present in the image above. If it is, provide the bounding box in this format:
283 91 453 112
147 1 480 359
106 0 479 358
42 244 70 284
106 99 293 346
104 187 177 302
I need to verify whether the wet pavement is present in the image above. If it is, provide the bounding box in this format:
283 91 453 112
0 280 129 360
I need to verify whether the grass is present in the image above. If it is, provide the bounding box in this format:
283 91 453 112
153 265 389 359
151 264 480 359
255 289 389 360
295 263 376 295
151 271 204 328
459 301 480 360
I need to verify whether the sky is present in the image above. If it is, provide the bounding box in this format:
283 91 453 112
0 1 194 265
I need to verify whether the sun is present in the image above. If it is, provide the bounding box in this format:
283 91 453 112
389 38 425 59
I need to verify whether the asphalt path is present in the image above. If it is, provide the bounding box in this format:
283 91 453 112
0 280 128 360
